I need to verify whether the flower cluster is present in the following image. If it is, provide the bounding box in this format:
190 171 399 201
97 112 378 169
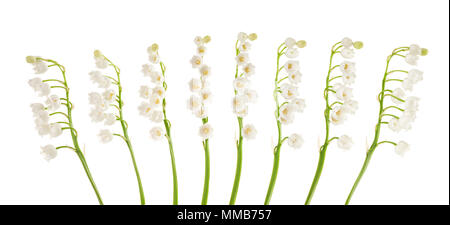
138 43 167 140
26 56 48 74
88 50 118 143
187 35 213 140
264 38 308 205
404 44 428 66
304 38 364 205
328 37 362 129
385 44 427 156
233 32 258 139
344 44 427 204
277 38 307 127
27 56 104 204
88 50 146 204
27 56 71 161
276 37 307 149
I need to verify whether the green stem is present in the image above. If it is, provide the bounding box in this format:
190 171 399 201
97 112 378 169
305 43 338 205
377 141 397 146
164 118 178 205
328 75 342 82
305 145 327 205
384 94 405 103
385 79 403 82
121 120 145 205
41 58 103 205
105 56 145 205
229 42 244 205
345 150 373 205
382 106 404 113
387 69 408 75
201 121 210 205
264 121 282 205
264 43 285 205
381 113 399 119
229 117 243 205
345 47 404 205
160 60 179 205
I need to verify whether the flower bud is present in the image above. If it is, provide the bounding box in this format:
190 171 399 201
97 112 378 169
26 56 36 64
296 40 307 48
420 48 428 56
93 50 102 58
202 35 211 43
150 43 159 52
248 33 258 41
353 41 364 49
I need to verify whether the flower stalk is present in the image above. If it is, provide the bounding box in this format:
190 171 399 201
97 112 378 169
264 44 285 205
187 35 213 205
229 117 243 205
265 38 306 205
27 57 103 204
304 45 337 205
305 38 362 204
140 43 179 205
229 32 258 205
345 45 427 204
91 51 145 205
161 65 179 205
201 117 211 205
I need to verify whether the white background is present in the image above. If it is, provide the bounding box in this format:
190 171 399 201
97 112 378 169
0 0 448 205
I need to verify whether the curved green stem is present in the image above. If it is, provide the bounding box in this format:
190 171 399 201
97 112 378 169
229 41 244 205
121 121 145 205
381 113 399 119
384 94 405 103
345 47 406 204
103 55 145 205
264 43 286 205
382 106 404 113
305 145 327 205
264 121 282 205
166 134 178 205
163 103 178 205
39 58 103 204
328 75 342 82
377 141 397 146
386 79 403 83
387 69 408 75
305 42 340 205
277 76 289 84
229 117 243 205
160 59 179 205
345 151 373 205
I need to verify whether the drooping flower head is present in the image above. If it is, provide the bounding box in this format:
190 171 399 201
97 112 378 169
326 37 364 128
276 37 307 138
27 56 68 161
382 44 427 155
136 43 170 141
87 50 122 143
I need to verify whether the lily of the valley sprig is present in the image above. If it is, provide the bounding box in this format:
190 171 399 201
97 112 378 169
187 35 212 205
229 32 258 205
27 56 103 204
264 37 307 205
139 43 179 205
345 44 427 204
88 50 146 205
305 37 363 205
